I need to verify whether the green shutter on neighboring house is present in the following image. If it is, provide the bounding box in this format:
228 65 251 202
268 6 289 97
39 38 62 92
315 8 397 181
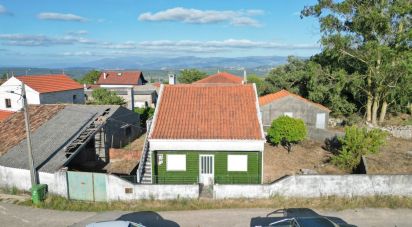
152 151 261 184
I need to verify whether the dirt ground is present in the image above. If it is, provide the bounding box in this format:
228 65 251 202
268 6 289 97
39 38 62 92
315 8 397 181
365 137 412 174
263 136 412 183
263 140 345 183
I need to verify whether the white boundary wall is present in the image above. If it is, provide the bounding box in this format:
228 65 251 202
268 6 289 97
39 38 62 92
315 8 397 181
0 166 67 196
214 175 412 199
0 166 198 201
106 174 199 201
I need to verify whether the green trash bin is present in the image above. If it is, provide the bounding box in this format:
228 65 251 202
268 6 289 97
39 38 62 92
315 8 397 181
31 184 48 204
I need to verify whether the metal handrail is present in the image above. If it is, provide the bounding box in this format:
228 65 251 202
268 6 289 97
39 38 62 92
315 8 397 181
136 118 152 183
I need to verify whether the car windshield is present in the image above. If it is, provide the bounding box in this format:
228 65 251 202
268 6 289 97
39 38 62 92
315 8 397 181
295 217 337 227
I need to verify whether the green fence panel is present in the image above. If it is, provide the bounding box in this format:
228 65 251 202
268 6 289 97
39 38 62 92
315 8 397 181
93 173 107 202
67 171 94 201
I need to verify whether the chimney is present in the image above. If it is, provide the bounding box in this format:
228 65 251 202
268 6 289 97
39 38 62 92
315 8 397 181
103 72 107 79
243 70 247 84
117 72 122 76
83 84 87 90
168 73 176 85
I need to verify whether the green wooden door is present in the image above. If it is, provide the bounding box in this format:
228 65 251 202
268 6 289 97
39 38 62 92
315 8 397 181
93 173 107 202
67 171 94 201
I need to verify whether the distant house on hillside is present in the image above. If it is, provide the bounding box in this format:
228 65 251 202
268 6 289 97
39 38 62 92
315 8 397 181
97 71 147 88
140 83 265 185
0 74 85 112
259 90 334 140
194 72 245 84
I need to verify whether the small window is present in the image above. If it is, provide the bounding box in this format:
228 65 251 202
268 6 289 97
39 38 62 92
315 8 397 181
72 95 77 103
283 112 293 117
166 154 186 171
227 155 248 172
5 98 11 108
125 188 133 194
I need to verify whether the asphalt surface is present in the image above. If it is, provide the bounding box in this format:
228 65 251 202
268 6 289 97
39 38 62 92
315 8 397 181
0 202 411 227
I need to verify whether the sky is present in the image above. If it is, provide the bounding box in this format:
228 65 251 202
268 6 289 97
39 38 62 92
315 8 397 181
0 0 321 67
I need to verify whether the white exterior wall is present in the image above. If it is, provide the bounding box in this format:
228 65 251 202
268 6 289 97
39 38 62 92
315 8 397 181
39 89 85 104
0 77 40 111
106 174 199 201
0 166 68 196
149 139 265 152
214 175 412 199
100 85 134 88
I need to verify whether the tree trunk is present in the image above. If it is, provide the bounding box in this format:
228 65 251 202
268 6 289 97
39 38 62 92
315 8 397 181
409 102 412 116
378 100 388 124
366 92 372 122
371 96 379 126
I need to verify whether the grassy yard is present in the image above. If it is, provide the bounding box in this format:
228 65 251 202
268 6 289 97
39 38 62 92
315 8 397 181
17 195 412 212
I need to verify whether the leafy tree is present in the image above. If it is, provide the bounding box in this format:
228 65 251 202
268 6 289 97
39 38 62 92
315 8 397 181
79 70 101 84
332 126 387 170
134 107 155 128
178 69 207 84
247 74 274 96
267 116 307 152
302 0 412 125
90 88 125 105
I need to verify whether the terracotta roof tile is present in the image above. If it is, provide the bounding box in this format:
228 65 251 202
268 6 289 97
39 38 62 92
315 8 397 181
194 72 243 84
97 71 145 85
0 110 14 122
16 74 83 93
259 89 330 111
0 105 65 156
150 84 263 140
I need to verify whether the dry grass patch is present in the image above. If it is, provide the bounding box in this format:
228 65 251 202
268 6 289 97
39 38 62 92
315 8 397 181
20 195 412 212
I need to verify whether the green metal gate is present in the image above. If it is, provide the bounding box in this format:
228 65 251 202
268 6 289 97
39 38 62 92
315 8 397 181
67 171 107 202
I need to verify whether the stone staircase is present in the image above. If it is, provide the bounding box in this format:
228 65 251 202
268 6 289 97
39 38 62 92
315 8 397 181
137 119 153 184
141 150 152 184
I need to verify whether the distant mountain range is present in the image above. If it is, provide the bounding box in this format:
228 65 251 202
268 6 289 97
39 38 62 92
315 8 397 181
0 55 300 78
78 55 290 70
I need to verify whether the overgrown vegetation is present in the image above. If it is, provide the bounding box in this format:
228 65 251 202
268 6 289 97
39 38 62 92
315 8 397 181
21 195 412 212
332 126 387 170
78 70 101 84
134 107 155 128
267 116 307 152
89 88 126 105
178 69 207 84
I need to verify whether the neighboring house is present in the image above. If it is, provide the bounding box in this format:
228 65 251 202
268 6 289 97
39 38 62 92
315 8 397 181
194 72 245 84
0 74 85 111
84 83 159 109
143 84 265 185
97 71 147 88
0 104 141 194
259 89 331 130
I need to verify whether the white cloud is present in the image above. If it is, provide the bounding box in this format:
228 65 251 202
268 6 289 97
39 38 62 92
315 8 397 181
0 34 95 46
102 41 137 49
66 30 88 36
138 39 318 51
37 12 87 22
138 7 263 27
0 4 13 16
62 51 93 56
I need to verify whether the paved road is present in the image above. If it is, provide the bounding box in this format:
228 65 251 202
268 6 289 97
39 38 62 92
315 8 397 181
0 202 411 227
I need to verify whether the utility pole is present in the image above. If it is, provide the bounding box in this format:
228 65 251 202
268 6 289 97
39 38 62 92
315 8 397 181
21 83 38 187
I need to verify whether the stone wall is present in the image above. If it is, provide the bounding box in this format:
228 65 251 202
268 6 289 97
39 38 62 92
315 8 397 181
214 174 412 199
381 125 412 140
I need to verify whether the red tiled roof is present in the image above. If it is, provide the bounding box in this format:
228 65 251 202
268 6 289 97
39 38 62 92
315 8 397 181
194 72 243 84
0 105 65 156
97 71 144 85
150 84 263 140
0 110 14 122
259 89 330 111
16 74 83 93
152 82 161 88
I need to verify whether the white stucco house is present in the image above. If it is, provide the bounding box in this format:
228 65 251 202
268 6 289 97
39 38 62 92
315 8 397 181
0 74 85 111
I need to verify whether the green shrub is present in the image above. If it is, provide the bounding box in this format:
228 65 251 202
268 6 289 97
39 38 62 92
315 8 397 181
134 107 155 128
332 126 387 170
267 116 307 152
